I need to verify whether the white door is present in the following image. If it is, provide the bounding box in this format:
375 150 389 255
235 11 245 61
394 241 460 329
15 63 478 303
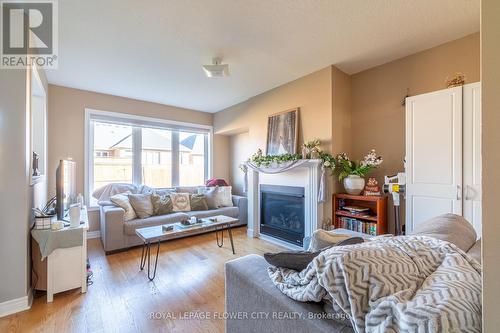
463 83 482 237
405 87 463 233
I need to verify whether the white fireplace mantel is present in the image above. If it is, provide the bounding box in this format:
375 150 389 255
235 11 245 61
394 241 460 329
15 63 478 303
246 159 324 249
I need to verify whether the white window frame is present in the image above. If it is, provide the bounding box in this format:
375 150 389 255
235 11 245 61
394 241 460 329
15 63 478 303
84 108 213 208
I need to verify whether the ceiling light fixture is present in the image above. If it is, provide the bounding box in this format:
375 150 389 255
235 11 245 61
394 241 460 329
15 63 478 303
202 57 229 78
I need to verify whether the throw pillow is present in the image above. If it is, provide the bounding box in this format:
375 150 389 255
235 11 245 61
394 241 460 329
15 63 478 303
205 178 228 187
197 186 219 209
110 191 137 221
190 194 208 211
308 229 353 251
151 194 173 216
264 250 321 271
128 194 153 219
217 186 233 207
409 213 477 252
467 239 481 264
170 193 191 212
264 237 364 271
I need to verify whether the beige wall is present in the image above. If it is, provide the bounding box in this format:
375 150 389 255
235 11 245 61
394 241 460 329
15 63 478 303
481 1 500 330
48 85 229 231
0 65 48 303
214 66 336 222
229 132 252 196
215 67 333 148
212 134 230 182
331 66 352 194
350 32 480 232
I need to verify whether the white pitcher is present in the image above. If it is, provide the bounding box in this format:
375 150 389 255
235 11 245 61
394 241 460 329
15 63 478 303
69 204 81 228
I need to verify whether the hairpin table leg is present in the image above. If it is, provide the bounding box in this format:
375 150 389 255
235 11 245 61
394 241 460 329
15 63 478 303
140 241 147 270
227 224 235 254
216 226 224 247
139 240 160 281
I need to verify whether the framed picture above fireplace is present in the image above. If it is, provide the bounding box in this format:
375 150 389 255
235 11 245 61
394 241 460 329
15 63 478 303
266 108 299 155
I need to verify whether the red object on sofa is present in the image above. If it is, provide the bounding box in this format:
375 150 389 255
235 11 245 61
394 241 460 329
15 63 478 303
206 179 229 187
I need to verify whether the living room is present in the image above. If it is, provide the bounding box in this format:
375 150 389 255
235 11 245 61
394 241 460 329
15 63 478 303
0 1 499 332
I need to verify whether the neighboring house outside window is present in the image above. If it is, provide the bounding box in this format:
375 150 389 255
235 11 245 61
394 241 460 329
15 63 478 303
86 110 212 206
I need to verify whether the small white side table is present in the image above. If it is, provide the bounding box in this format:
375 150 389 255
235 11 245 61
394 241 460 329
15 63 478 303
32 207 89 302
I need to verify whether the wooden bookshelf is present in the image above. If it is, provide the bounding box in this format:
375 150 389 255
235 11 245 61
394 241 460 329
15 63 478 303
332 193 388 236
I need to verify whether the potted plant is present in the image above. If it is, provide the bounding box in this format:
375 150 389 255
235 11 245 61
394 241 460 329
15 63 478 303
334 150 383 195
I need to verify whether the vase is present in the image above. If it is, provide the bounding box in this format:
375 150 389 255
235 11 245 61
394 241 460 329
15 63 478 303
302 146 310 159
310 148 320 159
343 175 365 195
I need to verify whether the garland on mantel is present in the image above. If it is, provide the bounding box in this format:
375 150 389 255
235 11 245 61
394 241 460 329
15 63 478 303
243 148 336 174
248 151 301 167
239 141 382 204
240 148 328 203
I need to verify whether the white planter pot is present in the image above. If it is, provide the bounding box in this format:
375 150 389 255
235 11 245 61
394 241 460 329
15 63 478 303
343 175 365 195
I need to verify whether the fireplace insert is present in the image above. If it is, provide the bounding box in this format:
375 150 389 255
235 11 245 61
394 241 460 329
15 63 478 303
260 185 305 246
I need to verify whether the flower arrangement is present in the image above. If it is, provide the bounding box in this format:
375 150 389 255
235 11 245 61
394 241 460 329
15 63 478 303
319 151 336 174
334 150 383 181
302 139 321 159
303 139 320 150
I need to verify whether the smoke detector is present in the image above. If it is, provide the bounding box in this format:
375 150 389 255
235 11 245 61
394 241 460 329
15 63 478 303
202 57 229 78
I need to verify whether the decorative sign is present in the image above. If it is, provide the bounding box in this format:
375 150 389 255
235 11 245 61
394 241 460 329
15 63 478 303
364 178 381 196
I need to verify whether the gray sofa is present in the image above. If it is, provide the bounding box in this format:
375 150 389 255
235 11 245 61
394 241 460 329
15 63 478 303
225 254 354 333
225 214 481 333
99 186 247 253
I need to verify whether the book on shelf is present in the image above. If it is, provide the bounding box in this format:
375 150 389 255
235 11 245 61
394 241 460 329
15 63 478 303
337 210 376 219
338 216 377 236
341 206 371 217
342 205 371 213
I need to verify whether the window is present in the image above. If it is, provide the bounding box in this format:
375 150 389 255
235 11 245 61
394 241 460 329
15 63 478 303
93 122 133 190
179 131 207 186
86 110 212 206
141 127 172 188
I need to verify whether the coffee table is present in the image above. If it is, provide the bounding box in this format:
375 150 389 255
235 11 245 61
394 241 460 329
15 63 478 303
135 215 238 280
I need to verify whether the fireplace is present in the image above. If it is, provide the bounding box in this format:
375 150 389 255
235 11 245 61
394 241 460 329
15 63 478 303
260 185 305 246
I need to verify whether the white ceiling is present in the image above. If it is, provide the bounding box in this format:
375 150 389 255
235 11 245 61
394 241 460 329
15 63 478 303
46 0 479 112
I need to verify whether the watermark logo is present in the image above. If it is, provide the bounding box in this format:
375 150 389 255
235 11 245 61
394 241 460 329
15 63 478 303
1 0 58 69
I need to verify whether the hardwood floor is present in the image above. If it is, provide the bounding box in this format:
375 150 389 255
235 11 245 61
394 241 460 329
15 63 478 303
0 227 283 333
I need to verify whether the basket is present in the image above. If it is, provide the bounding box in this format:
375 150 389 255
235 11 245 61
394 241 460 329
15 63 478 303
34 216 53 230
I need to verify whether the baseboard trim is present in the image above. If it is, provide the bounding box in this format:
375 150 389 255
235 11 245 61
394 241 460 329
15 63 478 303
27 287 33 309
87 230 101 239
0 294 31 318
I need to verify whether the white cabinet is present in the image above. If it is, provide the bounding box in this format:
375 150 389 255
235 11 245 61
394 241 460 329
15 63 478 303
463 83 482 236
32 207 89 302
405 83 481 236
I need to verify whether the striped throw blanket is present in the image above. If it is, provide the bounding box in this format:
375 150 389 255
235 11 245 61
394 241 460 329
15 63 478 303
268 236 482 333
